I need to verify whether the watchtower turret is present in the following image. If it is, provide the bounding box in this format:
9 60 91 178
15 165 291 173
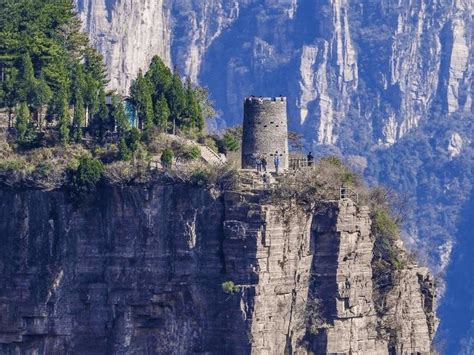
241 96 289 170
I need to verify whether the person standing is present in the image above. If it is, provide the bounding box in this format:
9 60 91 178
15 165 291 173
307 151 314 167
274 153 280 175
256 156 262 172
261 157 267 172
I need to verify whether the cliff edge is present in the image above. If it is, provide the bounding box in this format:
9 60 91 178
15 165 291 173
0 183 437 354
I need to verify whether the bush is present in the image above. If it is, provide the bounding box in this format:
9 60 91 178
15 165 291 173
372 207 399 239
161 148 173 168
223 132 240 152
168 163 237 191
178 144 201 161
269 157 362 211
71 155 104 192
222 281 240 294
0 159 28 172
118 138 131 161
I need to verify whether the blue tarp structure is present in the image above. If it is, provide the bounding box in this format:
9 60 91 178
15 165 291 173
123 98 138 128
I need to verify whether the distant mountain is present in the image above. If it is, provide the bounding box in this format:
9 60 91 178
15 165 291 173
76 1 474 352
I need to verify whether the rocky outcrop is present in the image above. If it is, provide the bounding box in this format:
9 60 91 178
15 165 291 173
76 0 472 145
0 185 436 354
77 0 171 93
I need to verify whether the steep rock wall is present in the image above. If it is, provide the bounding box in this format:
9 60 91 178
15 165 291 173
76 0 472 146
0 185 436 354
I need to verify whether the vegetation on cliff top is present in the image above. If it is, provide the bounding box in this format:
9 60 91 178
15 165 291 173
0 0 242 191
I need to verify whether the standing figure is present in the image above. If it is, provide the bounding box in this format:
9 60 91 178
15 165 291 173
256 156 262 172
274 153 281 174
261 157 267 172
307 151 314 167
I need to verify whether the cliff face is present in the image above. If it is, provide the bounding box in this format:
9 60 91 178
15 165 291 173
0 185 436 354
76 0 472 146
74 3 474 347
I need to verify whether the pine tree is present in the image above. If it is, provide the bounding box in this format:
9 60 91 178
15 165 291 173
72 90 85 142
93 89 109 140
146 56 173 97
31 74 53 128
154 94 170 130
184 77 204 130
17 53 36 103
167 72 186 129
111 96 129 138
57 90 70 145
15 102 30 143
130 72 154 134
118 137 131 161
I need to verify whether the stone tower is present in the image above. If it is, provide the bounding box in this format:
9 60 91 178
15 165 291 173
241 97 289 170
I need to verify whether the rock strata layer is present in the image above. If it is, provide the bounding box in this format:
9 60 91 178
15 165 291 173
0 185 436 354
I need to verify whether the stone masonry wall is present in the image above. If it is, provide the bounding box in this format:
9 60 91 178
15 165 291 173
241 97 289 170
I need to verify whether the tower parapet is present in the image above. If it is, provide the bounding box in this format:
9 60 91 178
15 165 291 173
241 96 289 170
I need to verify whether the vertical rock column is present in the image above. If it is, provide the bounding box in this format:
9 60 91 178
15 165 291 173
309 199 387 354
223 191 313 354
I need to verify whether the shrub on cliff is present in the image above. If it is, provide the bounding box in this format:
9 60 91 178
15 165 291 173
270 157 362 211
0 157 33 186
167 162 237 191
177 144 201 161
161 148 174 168
222 281 240 294
71 155 104 192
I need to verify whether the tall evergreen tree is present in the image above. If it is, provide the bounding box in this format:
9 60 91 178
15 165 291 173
92 89 109 140
111 96 129 138
154 94 170 130
71 90 85 141
167 72 186 128
130 72 154 134
31 74 53 128
17 53 36 103
145 56 173 97
15 102 30 143
184 77 204 130
57 90 70 145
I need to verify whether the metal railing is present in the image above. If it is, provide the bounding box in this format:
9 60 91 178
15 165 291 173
289 158 316 170
340 187 359 204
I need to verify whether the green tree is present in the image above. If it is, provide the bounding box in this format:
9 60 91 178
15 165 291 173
145 56 173 96
130 72 154 134
71 89 85 142
15 102 30 143
72 155 104 193
57 90 70 145
128 127 141 154
160 148 173 168
31 74 53 128
17 53 36 102
111 96 129 137
91 89 109 140
223 132 240 152
118 137 131 161
167 72 187 129
194 86 216 121
154 94 170 130
184 77 204 130
0 0 109 145
1 67 19 126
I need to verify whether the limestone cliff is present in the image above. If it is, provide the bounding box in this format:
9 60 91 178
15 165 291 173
74 1 473 349
76 0 472 147
0 185 437 354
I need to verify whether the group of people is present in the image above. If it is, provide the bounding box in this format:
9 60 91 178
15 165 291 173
255 153 281 174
